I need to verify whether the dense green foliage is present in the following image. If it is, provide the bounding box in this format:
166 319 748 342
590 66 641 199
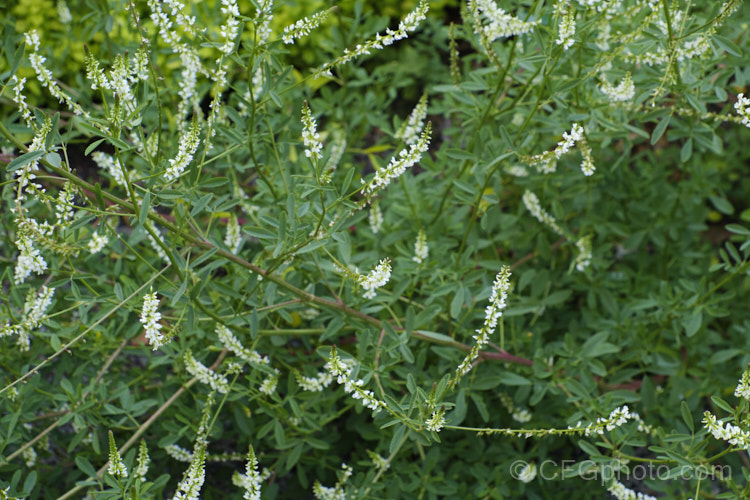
2 0 750 498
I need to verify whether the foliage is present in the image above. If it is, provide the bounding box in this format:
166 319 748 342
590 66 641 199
2 0 750 499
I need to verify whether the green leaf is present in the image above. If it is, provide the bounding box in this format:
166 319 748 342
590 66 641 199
250 309 259 340
709 195 734 215
44 152 61 168
711 396 735 414
390 424 406 454
415 330 455 344
682 310 702 337
244 226 276 240
651 115 671 145
6 150 44 172
470 393 489 422
450 287 464 319
714 35 743 56
22 471 37 493
405 306 415 335
190 193 213 217
94 182 106 210
681 401 694 433
171 278 188 306
85 138 106 156
680 138 692 162
726 224 750 236
449 389 467 425
443 148 475 160
498 371 530 386
139 191 151 227
75 456 97 478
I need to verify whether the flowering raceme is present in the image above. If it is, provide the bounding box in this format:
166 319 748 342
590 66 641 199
326 347 386 413
364 124 431 198
314 0 429 78
1 286 55 351
140 292 166 350
396 92 428 146
470 0 539 41
600 72 635 102
301 101 323 160
357 258 392 299
413 228 428 264
282 9 332 44
107 431 128 479
522 190 564 236
555 1 576 49
736 93 750 128
184 349 229 393
451 266 512 387
165 119 201 182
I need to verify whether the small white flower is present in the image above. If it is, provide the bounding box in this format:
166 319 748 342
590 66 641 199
135 441 150 482
608 481 657 500
513 408 532 423
25 30 87 117
184 349 229 393
517 462 537 483
236 445 262 500
11 75 33 127
22 446 37 467
573 405 635 436
146 225 169 263
57 0 72 23
282 9 332 44
522 123 584 172
600 72 635 102
703 411 750 449
326 347 386 413
396 92 428 146
413 228 428 264
224 214 242 253
55 182 76 227
172 445 207 500
301 101 323 160
555 2 576 50
369 200 384 234
556 123 583 158
579 139 596 176
1 285 55 352
452 266 511 385
216 324 268 365
470 0 539 41
259 369 280 396
165 120 201 182
522 190 564 236
296 370 334 392
426 408 446 432
574 235 592 271
91 152 126 187
219 0 241 55
107 431 128 478
14 232 48 286
88 231 109 254
165 444 194 462
735 93 750 128
365 123 431 197
358 258 392 299
140 292 166 350
735 369 750 400
314 0 429 78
